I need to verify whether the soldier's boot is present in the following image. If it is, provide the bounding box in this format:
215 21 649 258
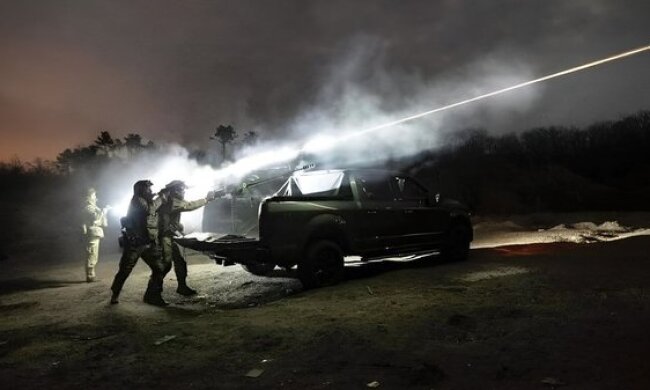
143 278 168 307
110 275 127 304
86 266 97 283
143 293 168 307
174 258 196 296
110 289 120 305
176 279 197 296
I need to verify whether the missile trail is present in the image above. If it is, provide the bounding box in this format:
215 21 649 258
222 44 650 176
329 44 650 144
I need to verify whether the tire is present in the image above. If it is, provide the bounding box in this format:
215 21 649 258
441 223 471 262
242 262 276 276
298 240 345 289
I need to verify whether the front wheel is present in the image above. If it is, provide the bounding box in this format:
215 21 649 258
441 223 471 262
298 240 344 289
242 262 276 276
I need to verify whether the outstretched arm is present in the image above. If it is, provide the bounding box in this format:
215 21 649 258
171 197 208 213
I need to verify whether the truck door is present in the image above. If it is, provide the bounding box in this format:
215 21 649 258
390 176 449 249
350 172 405 254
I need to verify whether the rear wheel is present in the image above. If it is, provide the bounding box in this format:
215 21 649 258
299 240 344 289
441 223 471 262
242 262 276 276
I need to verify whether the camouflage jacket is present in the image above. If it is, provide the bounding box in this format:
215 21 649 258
83 202 107 238
124 195 165 243
158 197 207 236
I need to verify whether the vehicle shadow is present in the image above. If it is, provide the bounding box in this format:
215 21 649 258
0 278 87 295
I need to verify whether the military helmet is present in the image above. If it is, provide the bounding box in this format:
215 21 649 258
164 180 186 199
164 180 187 191
133 180 153 197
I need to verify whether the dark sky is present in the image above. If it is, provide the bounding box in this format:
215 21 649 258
1 0 649 161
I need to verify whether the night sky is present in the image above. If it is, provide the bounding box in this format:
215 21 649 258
1 0 649 161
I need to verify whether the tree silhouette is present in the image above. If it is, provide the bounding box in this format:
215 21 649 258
56 145 99 173
188 149 208 164
94 131 120 156
242 131 259 146
123 133 154 156
124 133 144 149
211 124 237 163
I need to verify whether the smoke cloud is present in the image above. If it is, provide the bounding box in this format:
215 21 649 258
280 36 540 165
94 37 547 231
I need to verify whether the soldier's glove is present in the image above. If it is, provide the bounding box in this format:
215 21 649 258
207 190 223 201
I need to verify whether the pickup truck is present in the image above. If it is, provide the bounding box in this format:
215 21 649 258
176 169 472 288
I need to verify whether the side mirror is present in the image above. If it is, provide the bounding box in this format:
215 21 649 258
428 192 441 206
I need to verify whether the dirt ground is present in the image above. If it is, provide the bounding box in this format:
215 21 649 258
1 213 650 389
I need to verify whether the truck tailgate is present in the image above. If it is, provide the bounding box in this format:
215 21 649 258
174 233 264 263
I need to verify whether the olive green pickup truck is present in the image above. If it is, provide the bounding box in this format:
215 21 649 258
176 169 472 288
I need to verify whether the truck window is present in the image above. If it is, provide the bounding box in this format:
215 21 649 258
391 177 428 201
356 175 394 201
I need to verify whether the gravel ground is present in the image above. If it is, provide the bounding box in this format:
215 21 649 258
1 213 649 389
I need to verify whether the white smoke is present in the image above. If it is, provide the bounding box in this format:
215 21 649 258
285 37 541 165
105 37 545 232
95 144 217 232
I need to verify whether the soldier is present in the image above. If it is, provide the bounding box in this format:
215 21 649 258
158 180 220 296
110 180 168 306
82 187 109 282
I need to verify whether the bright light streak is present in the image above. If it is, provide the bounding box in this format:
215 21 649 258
227 44 650 190
217 146 301 179
336 44 650 142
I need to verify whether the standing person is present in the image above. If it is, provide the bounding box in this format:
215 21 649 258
82 187 109 282
110 180 168 306
158 181 219 296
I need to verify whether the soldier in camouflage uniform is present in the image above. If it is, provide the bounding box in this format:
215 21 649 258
158 180 220 296
110 180 168 306
82 187 109 282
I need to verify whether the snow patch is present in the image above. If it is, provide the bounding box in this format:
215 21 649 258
472 219 650 249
